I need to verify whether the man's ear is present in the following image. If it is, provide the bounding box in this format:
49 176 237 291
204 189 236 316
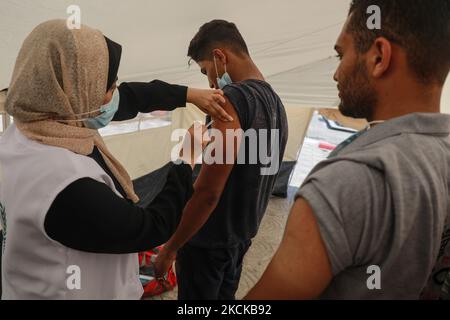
370 37 392 78
212 49 227 65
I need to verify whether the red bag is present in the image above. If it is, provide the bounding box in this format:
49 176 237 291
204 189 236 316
138 245 177 298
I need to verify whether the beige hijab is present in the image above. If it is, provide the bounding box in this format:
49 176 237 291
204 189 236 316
5 19 139 203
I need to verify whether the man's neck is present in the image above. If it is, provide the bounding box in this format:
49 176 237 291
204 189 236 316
370 85 442 121
228 57 265 83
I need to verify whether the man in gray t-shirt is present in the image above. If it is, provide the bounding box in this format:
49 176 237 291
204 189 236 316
246 0 450 299
298 113 450 299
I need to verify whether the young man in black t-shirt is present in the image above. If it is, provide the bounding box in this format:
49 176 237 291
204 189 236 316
155 20 288 300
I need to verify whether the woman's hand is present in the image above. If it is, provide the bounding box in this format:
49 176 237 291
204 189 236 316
187 88 233 122
179 122 211 168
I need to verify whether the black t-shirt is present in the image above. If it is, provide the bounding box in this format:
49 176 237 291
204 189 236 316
189 79 288 248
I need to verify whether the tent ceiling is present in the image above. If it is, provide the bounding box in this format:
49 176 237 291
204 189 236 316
269 57 340 107
1 1 448 109
0 0 350 107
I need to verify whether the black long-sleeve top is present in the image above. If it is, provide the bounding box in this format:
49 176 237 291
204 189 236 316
113 80 188 121
44 80 193 254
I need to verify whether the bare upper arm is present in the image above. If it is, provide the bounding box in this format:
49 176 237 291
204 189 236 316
193 97 242 199
245 197 333 299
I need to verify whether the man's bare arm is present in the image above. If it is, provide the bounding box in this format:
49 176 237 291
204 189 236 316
164 98 242 253
245 198 333 299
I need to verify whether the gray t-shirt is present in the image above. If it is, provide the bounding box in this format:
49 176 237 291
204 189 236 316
296 113 450 299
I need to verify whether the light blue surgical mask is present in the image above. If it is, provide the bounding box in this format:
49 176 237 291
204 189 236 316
213 56 232 89
83 89 120 129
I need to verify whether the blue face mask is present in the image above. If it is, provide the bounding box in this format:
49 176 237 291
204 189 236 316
213 56 233 89
83 89 120 129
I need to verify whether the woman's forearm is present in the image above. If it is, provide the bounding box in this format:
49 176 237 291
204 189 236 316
113 80 188 121
44 163 194 254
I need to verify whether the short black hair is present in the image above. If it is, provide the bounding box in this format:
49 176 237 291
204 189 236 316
187 20 250 62
347 0 450 85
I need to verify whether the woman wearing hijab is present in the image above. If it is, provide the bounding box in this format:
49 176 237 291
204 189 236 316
0 20 227 299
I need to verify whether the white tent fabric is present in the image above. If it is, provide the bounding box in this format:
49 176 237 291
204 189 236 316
269 57 340 107
0 0 349 102
1 0 448 105
0 0 449 179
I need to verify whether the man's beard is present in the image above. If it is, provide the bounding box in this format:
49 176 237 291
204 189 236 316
338 59 378 121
